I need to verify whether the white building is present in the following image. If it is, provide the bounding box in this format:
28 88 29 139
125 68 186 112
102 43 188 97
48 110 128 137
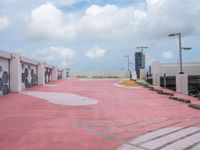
151 61 200 94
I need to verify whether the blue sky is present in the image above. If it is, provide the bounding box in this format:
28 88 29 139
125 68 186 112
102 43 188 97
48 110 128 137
0 0 200 74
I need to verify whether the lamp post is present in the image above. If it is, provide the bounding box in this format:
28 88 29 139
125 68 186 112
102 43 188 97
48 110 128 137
125 55 132 79
66 55 71 78
124 55 130 71
136 46 148 69
168 33 192 74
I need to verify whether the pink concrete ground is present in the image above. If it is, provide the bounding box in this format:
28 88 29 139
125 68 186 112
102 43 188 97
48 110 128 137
0 78 200 150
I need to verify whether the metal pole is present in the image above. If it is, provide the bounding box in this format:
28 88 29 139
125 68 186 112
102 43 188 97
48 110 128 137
125 55 131 79
127 55 131 80
147 71 149 80
67 56 69 69
164 73 166 88
178 33 183 74
141 47 144 69
66 56 69 77
127 55 130 71
169 33 191 74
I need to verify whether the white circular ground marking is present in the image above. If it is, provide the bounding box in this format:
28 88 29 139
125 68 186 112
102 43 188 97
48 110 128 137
21 91 98 106
117 127 200 150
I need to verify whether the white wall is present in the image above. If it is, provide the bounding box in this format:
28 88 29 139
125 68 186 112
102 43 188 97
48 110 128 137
0 49 67 96
155 62 200 77
152 61 200 94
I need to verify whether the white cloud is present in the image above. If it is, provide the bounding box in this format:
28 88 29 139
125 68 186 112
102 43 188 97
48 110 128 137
0 0 18 4
0 15 9 31
26 0 200 42
78 4 146 39
86 46 106 58
33 46 75 64
27 2 76 40
162 51 174 60
146 0 161 6
50 0 84 5
1 0 200 72
78 0 200 40
143 0 200 38
0 0 83 5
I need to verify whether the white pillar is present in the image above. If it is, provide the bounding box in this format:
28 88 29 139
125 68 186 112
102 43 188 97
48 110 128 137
52 66 58 81
38 62 45 85
10 53 22 92
176 74 188 94
152 61 160 86
140 69 146 79
62 69 66 80
125 71 131 79
132 71 137 80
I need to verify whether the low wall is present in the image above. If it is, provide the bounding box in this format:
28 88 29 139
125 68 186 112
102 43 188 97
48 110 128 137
0 50 68 96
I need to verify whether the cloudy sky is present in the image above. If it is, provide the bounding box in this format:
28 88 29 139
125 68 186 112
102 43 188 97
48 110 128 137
0 0 200 73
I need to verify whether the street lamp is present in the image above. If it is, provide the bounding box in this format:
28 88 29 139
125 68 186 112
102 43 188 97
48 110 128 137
124 55 133 79
66 56 70 77
124 55 130 71
168 33 192 74
136 46 148 69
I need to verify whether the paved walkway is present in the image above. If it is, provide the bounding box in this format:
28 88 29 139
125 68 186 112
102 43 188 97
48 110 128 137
0 78 200 150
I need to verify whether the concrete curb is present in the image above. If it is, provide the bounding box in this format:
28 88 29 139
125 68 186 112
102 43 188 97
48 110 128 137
169 96 191 103
188 103 200 110
158 90 174 96
148 86 192 104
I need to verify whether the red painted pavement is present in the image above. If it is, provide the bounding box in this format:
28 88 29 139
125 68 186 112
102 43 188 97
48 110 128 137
0 78 200 150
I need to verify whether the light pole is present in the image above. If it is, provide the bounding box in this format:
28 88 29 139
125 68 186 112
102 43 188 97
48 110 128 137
124 55 130 71
125 55 132 79
168 33 192 74
66 56 71 77
136 46 148 69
